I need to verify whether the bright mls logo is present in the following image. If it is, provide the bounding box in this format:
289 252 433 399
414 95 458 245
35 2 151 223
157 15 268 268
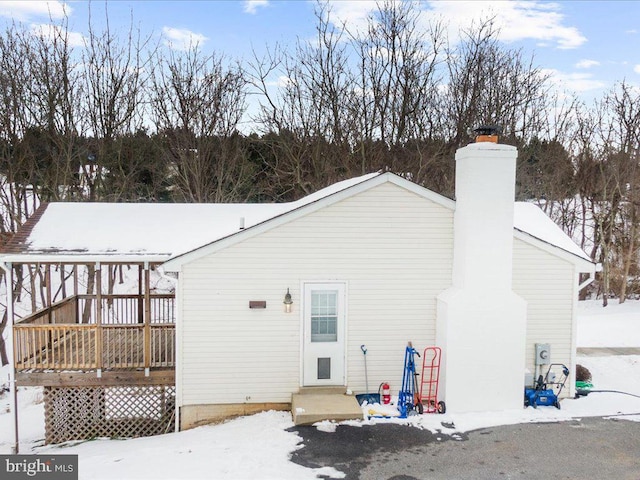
1 455 78 480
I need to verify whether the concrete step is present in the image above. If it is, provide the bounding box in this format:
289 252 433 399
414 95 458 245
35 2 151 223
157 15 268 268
297 386 347 395
291 393 363 426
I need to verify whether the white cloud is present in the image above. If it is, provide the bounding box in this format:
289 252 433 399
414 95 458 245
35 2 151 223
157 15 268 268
542 68 606 92
275 75 293 88
162 27 208 51
325 0 378 32
30 23 84 47
634 65 640 75
326 1 586 50
425 1 586 49
243 0 269 15
0 1 70 21
575 59 600 69
322 0 587 49
265 75 295 88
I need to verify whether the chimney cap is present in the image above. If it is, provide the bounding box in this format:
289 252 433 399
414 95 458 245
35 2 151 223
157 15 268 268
473 125 502 136
473 124 502 143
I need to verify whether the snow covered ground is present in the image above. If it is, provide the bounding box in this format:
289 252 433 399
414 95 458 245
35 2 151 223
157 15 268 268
577 299 640 347
1 299 639 479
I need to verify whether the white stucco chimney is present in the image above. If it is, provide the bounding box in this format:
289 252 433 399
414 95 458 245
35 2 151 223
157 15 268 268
436 128 527 413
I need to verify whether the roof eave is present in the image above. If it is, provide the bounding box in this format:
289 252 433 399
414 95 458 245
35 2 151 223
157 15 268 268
0 253 171 264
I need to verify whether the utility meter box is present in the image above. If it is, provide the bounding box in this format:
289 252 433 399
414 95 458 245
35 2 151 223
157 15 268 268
535 343 551 365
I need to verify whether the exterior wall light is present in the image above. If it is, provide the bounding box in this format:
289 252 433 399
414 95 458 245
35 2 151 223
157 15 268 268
283 288 293 313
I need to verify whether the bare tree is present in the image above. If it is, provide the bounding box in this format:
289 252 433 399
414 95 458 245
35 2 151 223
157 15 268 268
573 90 637 305
0 23 37 227
351 1 444 145
20 16 86 201
249 2 356 197
442 18 550 147
81 6 153 201
599 82 640 302
151 43 254 202
250 1 447 196
348 1 452 193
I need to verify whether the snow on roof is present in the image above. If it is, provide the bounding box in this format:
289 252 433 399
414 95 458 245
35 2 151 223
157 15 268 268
26 202 286 256
0 172 591 264
514 202 592 262
3 173 380 260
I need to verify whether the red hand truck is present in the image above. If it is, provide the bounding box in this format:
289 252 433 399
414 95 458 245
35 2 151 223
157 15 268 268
419 346 446 414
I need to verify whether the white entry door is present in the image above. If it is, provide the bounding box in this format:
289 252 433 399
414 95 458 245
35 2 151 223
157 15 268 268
302 282 346 386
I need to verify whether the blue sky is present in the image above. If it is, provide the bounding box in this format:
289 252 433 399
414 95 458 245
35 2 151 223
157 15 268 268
0 0 639 101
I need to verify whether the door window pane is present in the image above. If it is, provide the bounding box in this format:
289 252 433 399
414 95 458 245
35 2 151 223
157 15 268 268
311 290 338 342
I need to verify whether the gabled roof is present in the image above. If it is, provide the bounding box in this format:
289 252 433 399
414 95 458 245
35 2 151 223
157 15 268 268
0 172 593 271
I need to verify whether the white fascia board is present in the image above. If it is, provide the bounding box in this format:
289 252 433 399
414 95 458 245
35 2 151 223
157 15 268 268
0 253 171 264
513 229 595 273
163 172 454 271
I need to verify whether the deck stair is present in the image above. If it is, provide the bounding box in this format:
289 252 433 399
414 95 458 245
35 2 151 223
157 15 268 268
291 387 363 425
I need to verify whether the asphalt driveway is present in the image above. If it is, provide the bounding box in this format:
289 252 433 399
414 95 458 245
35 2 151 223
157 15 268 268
290 416 640 479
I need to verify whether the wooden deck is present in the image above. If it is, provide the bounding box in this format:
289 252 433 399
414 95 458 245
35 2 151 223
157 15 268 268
13 293 175 386
14 323 175 370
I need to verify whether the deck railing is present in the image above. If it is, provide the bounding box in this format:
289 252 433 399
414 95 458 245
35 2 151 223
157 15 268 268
77 294 176 325
13 294 175 371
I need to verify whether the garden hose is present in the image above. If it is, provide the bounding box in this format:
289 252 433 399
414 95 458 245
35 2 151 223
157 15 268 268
576 389 640 399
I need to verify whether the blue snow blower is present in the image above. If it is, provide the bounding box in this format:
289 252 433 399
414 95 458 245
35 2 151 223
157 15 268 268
524 363 570 409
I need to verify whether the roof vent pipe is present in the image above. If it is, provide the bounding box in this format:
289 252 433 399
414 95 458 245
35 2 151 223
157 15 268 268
473 125 501 144
239 217 245 230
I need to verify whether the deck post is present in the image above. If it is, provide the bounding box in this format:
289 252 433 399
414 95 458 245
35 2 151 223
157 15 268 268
6 262 19 453
73 265 79 323
59 263 66 299
96 262 103 373
46 264 52 323
29 265 36 314
144 262 151 375
138 264 143 324
73 265 78 296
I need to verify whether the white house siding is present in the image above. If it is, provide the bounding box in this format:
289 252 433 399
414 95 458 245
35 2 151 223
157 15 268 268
512 237 576 391
178 182 454 406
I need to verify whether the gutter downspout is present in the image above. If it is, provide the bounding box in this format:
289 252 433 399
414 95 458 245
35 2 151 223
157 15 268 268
0 260 19 453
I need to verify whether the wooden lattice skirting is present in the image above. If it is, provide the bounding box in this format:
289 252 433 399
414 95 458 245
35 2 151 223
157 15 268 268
44 384 175 444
